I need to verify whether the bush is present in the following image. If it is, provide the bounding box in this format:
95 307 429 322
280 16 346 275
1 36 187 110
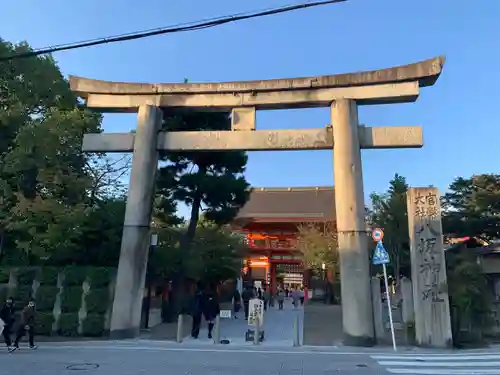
82 313 105 337
39 267 59 286
35 312 55 336
60 286 83 313
17 267 37 285
36 286 59 311
87 267 112 288
63 266 87 286
14 285 33 305
85 288 110 314
0 268 10 284
58 313 80 337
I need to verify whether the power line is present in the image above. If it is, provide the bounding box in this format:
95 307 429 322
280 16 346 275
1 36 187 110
0 0 347 62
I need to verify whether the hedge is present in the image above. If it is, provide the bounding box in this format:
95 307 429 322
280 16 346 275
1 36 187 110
85 288 110 315
63 266 87 286
87 268 112 288
60 286 83 313
35 312 55 336
36 286 59 311
14 285 33 305
39 267 59 286
17 267 37 285
0 268 10 284
58 313 80 337
82 314 106 337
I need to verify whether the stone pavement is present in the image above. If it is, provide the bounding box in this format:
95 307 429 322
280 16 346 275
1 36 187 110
185 298 304 346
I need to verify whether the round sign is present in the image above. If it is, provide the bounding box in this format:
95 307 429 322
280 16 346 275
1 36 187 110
372 228 384 242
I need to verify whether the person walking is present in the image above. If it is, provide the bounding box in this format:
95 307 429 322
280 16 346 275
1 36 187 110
190 285 204 339
277 288 285 310
241 285 254 320
202 287 220 340
10 299 37 352
0 297 15 350
232 288 242 319
263 287 271 311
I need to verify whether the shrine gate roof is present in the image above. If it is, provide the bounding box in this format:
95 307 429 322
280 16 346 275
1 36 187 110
235 187 334 222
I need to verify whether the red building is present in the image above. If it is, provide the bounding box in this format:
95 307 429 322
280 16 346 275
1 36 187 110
231 187 335 294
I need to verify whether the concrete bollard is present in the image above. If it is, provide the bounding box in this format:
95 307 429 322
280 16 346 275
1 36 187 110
214 315 221 344
253 317 260 345
176 314 183 343
293 314 300 347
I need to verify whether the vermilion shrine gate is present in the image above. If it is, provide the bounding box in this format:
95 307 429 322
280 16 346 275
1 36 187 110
231 187 335 293
71 55 445 345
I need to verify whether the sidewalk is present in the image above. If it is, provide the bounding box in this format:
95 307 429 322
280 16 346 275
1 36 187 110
184 298 304 346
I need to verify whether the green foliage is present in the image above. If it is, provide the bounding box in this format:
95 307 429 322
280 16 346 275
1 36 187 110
369 174 411 278
60 286 83 313
85 288 110 314
57 313 80 337
63 266 87 286
150 224 245 284
87 267 112 288
446 249 493 346
297 222 338 273
35 312 55 336
38 267 59 285
0 268 10 283
442 174 500 241
17 267 37 285
82 313 106 337
14 285 33 304
35 286 59 311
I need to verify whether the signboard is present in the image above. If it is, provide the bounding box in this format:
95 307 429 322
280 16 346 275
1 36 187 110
372 241 390 265
248 298 264 327
220 310 232 319
372 228 384 242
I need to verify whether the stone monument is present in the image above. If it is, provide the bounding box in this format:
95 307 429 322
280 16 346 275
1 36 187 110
70 56 445 344
407 187 453 347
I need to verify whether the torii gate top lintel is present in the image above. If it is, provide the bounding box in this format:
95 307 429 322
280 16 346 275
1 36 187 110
69 56 445 112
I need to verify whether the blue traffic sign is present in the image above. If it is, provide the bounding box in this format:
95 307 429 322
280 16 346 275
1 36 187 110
372 241 390 265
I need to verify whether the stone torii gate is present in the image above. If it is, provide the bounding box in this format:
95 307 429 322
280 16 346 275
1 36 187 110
70 55 445 345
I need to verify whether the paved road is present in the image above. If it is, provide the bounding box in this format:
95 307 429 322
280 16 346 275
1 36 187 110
2 340 500 375
185 298 304 346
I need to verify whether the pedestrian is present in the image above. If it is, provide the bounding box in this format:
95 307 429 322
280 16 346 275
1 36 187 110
257 287 262 300
0 297 15 350
190 284 204 339
241 285 254 320
277 289 285 310
10 298 37 352
232 288 241 319
263 287 271 310
202 287 220 339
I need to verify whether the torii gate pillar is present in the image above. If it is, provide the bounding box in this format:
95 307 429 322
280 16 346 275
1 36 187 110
332 99 374 345
109 105 162 339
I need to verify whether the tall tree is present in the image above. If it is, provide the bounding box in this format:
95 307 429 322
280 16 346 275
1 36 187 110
369 173 411 280
297 222 338 275
0 39 101 263
156 111 250 307
442 174 500 240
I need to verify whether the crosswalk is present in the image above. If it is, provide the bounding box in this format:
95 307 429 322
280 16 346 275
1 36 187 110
371 354 500 374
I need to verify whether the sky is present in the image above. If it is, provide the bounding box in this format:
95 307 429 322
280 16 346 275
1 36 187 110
2 0 500 218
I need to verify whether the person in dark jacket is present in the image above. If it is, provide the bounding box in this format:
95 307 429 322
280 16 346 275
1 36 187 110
0 297 15 349
241 286 255 320
190 287 204 339
10 299 37 352
202 288 220 339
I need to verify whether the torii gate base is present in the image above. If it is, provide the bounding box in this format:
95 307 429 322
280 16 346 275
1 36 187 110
71 56 445 345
